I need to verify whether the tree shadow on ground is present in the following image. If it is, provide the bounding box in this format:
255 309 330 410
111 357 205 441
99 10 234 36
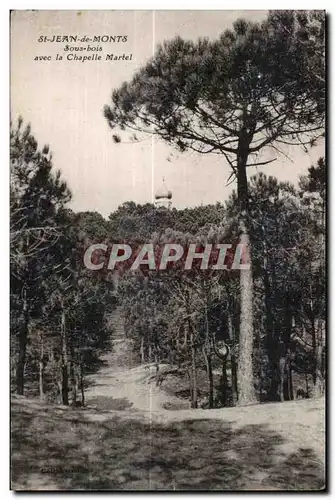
11 399 325 491
84 395 134 411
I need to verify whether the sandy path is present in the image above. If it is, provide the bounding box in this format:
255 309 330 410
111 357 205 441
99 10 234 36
85 338 181 413
11 334 325 491
84 337 325 466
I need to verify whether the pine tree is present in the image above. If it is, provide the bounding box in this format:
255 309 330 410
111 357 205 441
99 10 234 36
10 118 71 395
104 12 324 405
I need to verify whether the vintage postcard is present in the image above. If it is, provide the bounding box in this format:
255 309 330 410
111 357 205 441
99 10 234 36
10 10 326 491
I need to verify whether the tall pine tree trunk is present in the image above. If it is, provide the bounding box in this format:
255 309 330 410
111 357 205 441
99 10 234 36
60 305 69 406
237 229 256 405
57 380 63 404
231 357 238 406
263 254 280 402
16 285 29 395
268 345 280 401
39 332 44 400
70 341 77 405
203 297 214 408
282 298 294 401
190 342 198 409
278 345 286 402
208 356 214 408
236 148 256 406
140 336 145 364
154 351 160 385
188 320 198 409
228 312 238 406
202 346 214 408
304 366 310 398
279 358 285 402
314 344 324 398
312 320 324 398
221 361 229 406
80 362 85 406
283 355 291 401
288 357 294 400
70 360 78 406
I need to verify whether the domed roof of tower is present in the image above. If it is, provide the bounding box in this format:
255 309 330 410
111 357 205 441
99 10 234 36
155 178 172 200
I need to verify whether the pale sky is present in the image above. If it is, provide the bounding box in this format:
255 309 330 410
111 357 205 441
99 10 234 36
11 10 325 217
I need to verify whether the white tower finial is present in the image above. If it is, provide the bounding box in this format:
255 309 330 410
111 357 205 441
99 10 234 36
154 178 172 209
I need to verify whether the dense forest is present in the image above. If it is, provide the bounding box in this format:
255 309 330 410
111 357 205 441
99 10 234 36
10 10 325 410
10 115 325 408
